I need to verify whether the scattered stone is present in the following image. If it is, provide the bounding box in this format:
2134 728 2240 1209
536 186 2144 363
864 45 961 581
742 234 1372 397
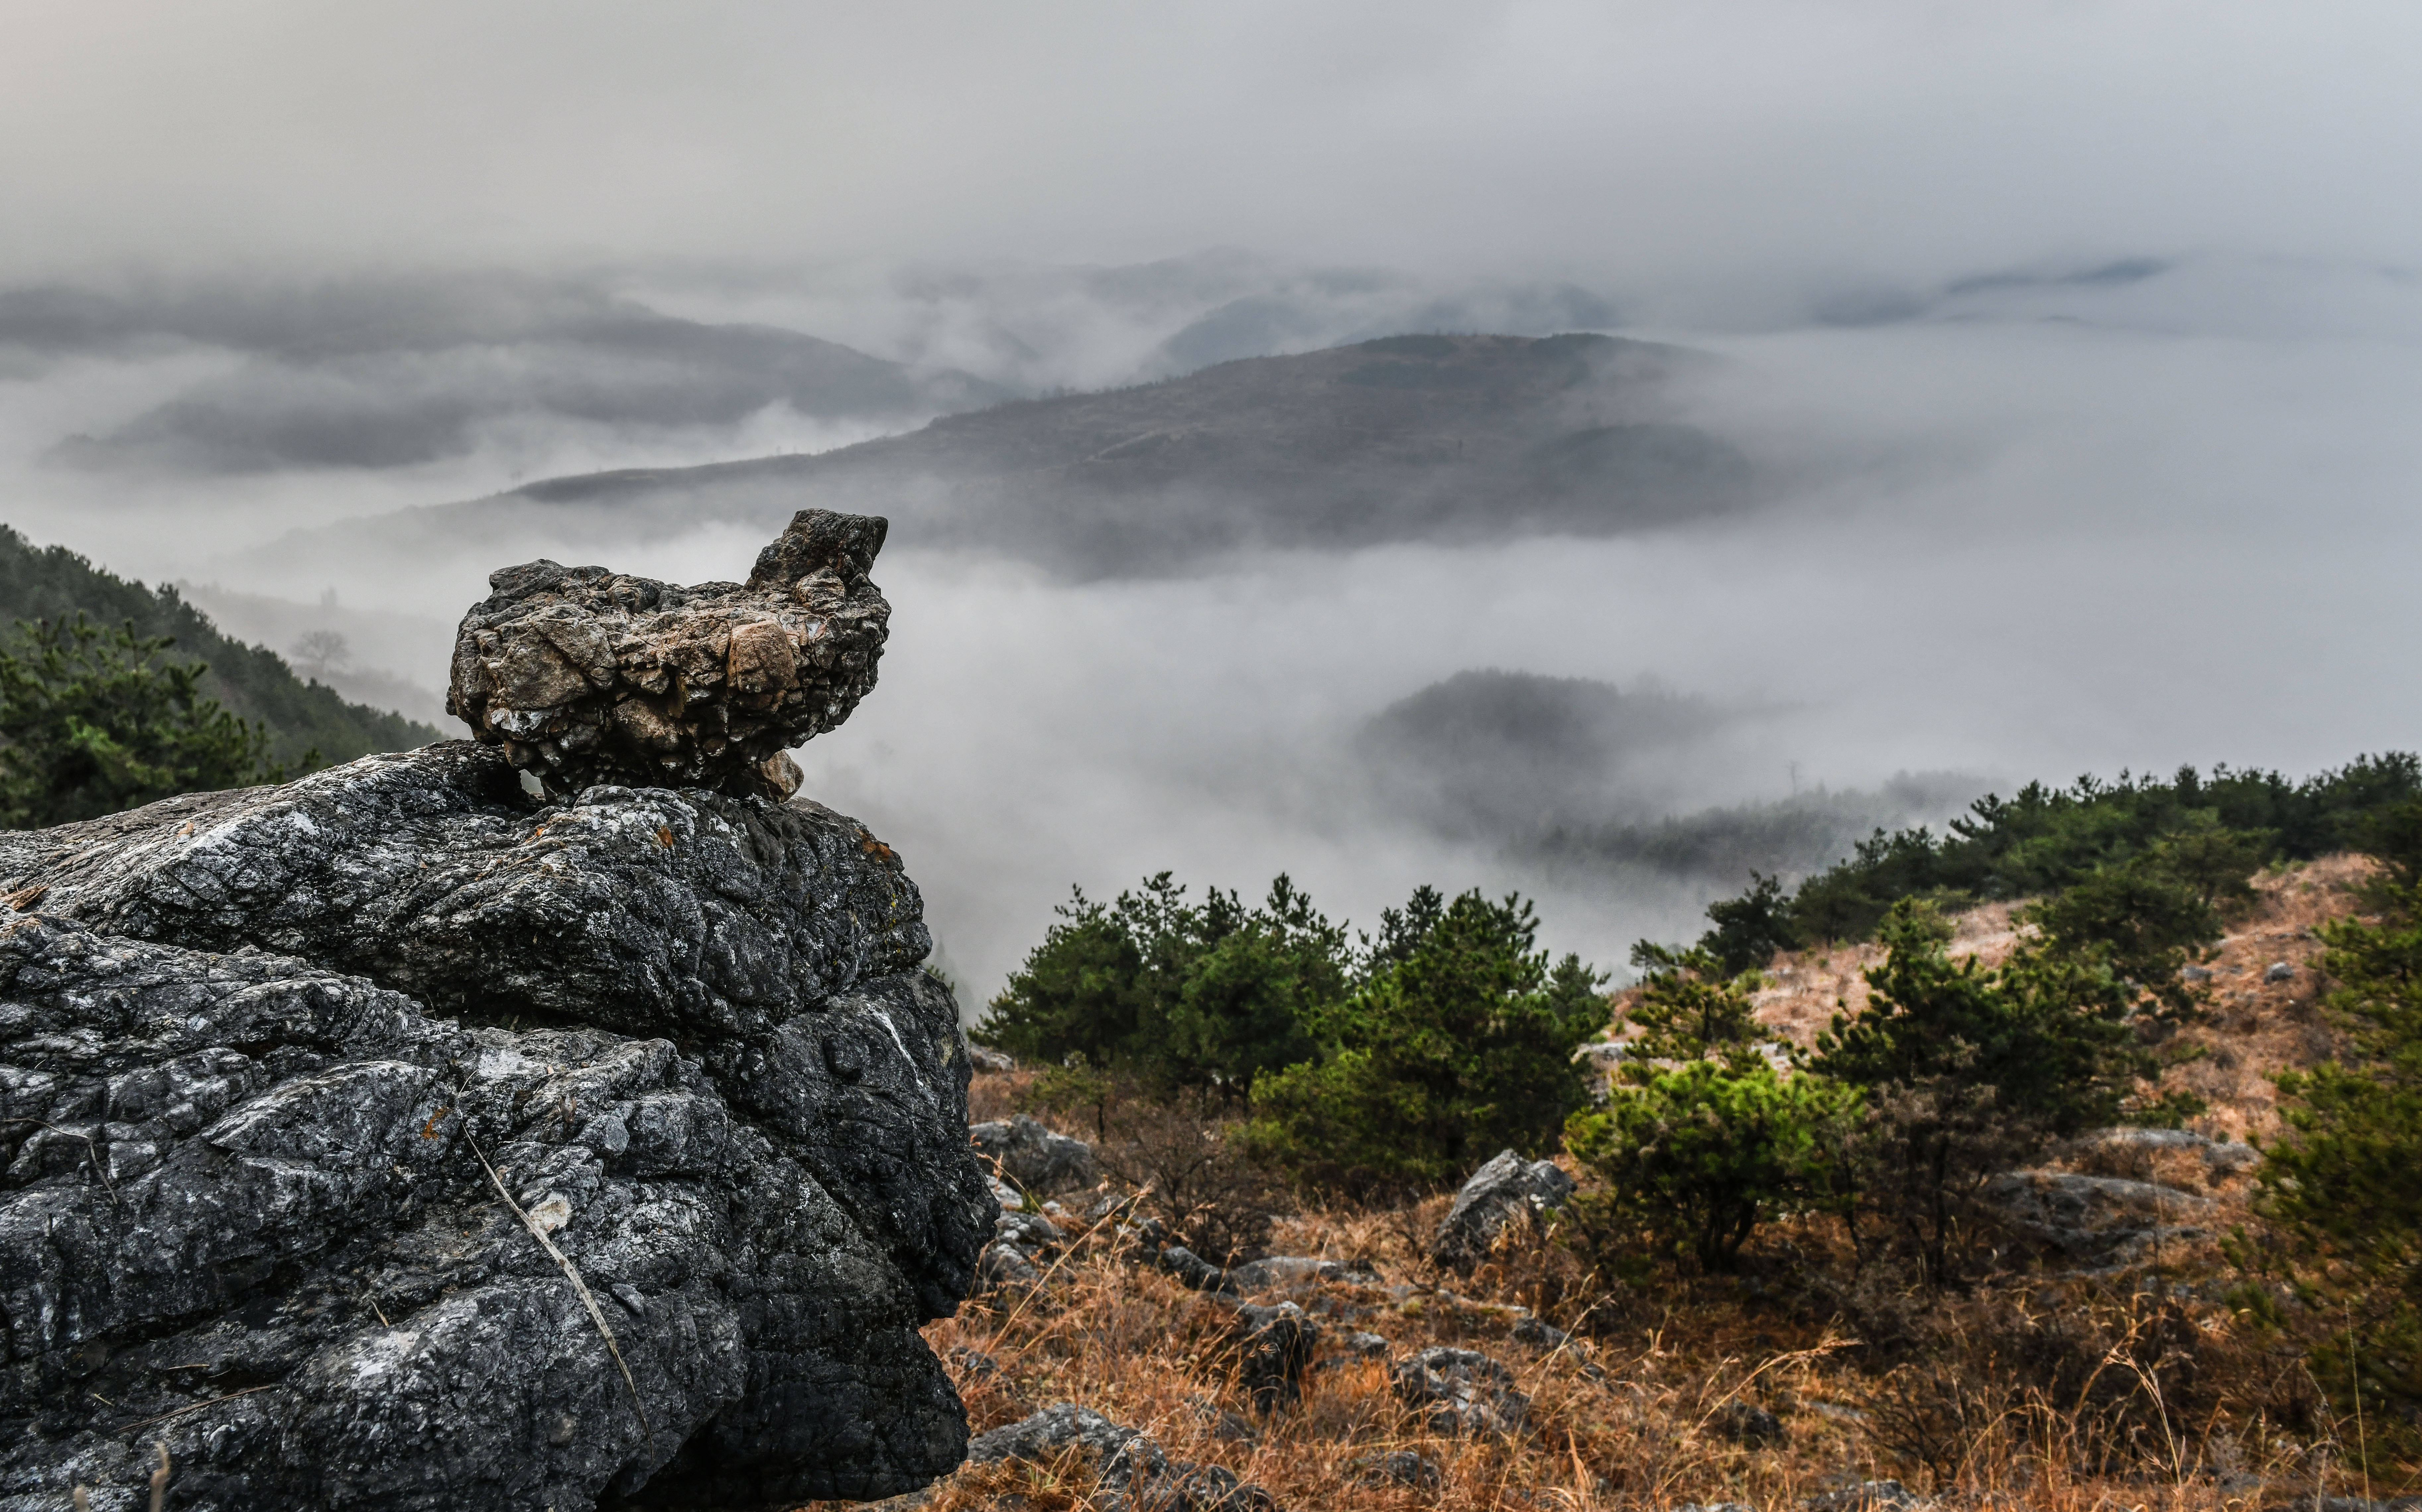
970 1113 1099 1195
967 1404 1271 1512
1157 1244 1236 1294
1510 1313 1570 1351
967 1043 1018 1074
2266 961 2298 983
1232 1302 1320 1413
1224 1254 1380 1293
1391 1346 1530 1435
1432 1149 1575 1271
1709 1400 1786 1445
1804 1479 1928 1511
980 1206 1066 1291
989 1172 1028 1212
1341 1331 1392 1358
1348 1451 1443 1490
2179 965 2213 982
948 1347 1002 1382
446 509 892 798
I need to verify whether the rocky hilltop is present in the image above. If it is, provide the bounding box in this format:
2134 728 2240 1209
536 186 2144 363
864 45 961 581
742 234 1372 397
0 513 992 1511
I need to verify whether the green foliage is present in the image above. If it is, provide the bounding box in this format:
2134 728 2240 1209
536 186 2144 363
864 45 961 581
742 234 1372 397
978 872 1347 1096
0 525 437 767
1689 757 2420 955
1567 952 1853 1272
1568 1057 1856 1274
0 615 288 827
2258 797 2422 1451
1246 888 1609 1196
1811 901 2147 1286
1697 872 1799 977
1619 943 1767 1067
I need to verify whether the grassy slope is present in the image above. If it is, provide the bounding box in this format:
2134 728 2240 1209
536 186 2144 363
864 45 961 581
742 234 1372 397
0 525 439 766
917 860 2379 1511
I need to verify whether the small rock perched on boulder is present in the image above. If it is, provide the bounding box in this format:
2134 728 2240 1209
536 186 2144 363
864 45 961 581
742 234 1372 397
447 509 892 799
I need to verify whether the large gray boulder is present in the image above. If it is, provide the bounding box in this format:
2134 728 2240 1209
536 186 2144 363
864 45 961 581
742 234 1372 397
0 744 993 1511
1431 1149 1575 1272
446 509 892 800
1978 1169 2218 1265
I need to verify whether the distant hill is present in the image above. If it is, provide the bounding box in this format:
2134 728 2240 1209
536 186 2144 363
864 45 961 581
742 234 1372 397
11 274 1009 474
289 333 1756 580
0 526 439 765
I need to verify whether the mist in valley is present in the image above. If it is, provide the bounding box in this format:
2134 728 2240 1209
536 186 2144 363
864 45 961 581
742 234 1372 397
5 3 2420 1000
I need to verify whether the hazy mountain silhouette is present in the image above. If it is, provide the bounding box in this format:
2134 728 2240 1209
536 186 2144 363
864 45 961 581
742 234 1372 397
19 274 1006 473
365 332 1754 578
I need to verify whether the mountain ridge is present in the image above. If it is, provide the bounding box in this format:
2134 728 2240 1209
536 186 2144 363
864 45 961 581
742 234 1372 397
269 332 1757 582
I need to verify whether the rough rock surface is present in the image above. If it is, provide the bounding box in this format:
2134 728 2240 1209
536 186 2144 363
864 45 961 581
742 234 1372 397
1391 1347 1529 1436
968 1114 1097 1196
966 1404 1271 1512
1431 1149 1575 1271
446 510 892 799
0 743 992 1511
0 742 927 1043
1979 1169 2217 1263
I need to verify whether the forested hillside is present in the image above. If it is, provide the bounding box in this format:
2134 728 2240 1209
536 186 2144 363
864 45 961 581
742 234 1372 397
0 525 438 767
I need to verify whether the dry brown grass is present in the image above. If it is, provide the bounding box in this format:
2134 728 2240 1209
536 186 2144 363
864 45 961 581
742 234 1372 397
826 1192 2375 1512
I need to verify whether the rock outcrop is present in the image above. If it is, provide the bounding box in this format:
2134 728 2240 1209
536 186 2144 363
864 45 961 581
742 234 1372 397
447 509 892 799
1431 1149 1575 1271
0 732 991 1506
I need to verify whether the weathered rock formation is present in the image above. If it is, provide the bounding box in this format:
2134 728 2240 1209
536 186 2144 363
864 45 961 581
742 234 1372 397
0 734 992 1508
447 510 892 799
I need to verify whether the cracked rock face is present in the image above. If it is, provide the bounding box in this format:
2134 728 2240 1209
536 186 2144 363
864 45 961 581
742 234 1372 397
446 509 892 799
0 743 992 1512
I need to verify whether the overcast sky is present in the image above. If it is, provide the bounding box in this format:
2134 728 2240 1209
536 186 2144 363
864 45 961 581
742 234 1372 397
6 3 2420 291
5 3 2419 995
